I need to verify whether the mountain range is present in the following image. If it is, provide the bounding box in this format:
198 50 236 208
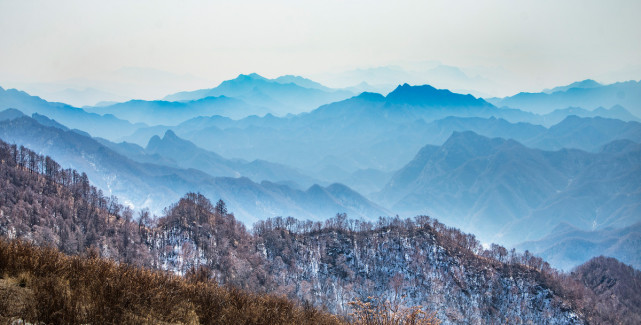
122 84 522 174
120 92 641 198
488 79 641 116
1 75 640 273
377 131 641 247
101 129 319 189
163 73 355 115
0 86 141 140
0 111 389 223
517 222 641 271
85 95 271 125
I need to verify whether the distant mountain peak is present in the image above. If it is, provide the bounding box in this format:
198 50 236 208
544 79 602 94
146 129 200 157
273 75 330 90
440 131 524 156
146 135 162 149
0 108 26 121
237 73 268 81
355 92 385 101
444 130 491 145
385 83 489 107
163 129 178 140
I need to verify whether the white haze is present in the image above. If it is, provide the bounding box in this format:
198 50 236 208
0 0 640 105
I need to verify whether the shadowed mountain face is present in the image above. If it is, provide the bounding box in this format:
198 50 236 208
488 80 641 116
377 131 641 246
163 73 355 115
0 113 389 223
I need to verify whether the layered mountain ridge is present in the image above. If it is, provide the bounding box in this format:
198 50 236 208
488 80 641 116
0 112 388 223
163 73 354 115
1 76 640 274
377 131 641 247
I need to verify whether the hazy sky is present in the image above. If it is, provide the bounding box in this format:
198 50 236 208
1 0 640 99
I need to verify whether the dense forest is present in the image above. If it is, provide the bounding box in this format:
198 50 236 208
0 138 639 323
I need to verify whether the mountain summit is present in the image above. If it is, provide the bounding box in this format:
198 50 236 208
163 74 354 115
386 83 492 107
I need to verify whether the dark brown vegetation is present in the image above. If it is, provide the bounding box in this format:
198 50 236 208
571 256 641 325
0 238 342 324
349 298 440 325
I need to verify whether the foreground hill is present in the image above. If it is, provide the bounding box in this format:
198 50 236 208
378 131 641 246
0 114 389 222
0 239 342 324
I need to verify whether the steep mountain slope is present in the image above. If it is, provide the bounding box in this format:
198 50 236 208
377 132 641 246
163 73 354 115
488 80 641 115
0 116 389 223
517 222 641 271
85 95 271 125
0 86 141 140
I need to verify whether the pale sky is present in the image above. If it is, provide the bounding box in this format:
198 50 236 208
1 0 640 101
